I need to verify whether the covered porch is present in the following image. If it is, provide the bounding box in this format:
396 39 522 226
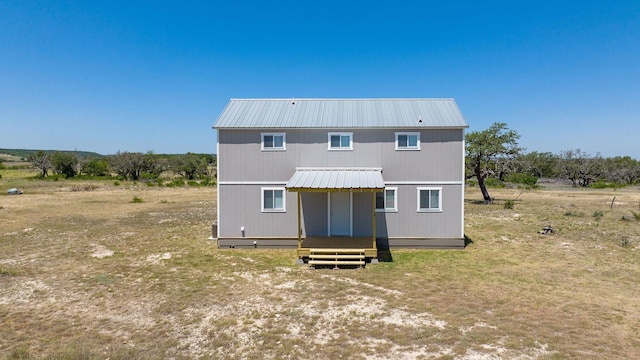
285 168 385 260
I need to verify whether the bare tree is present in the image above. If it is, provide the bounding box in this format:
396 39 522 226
558 149 602 187
109 151 146 180
28 150 52 178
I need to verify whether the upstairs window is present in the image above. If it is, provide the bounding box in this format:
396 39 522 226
261 133 286 151
376 187 397 212
262 187 285 212
417 187 442 212
328 132 353 150
395 132 420 150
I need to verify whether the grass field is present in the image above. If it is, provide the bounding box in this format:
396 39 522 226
1 172 639 359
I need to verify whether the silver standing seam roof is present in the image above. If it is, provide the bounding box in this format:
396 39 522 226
213 98 468 129
286 168 385 192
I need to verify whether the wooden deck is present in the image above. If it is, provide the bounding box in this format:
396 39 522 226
297 237 377 258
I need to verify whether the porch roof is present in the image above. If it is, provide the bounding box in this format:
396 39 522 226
285 168 384 192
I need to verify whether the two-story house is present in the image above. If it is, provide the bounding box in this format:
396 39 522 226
213 98 469 261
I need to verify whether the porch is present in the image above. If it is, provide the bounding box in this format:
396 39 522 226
285 168 386 261
296 236 379 258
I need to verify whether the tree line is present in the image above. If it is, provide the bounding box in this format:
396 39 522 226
27 151 216 182
466 122 640 203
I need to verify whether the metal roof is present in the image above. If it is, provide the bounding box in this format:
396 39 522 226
213 98 468 129
285 168 384 192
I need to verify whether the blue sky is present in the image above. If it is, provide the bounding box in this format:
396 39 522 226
1 1 639 157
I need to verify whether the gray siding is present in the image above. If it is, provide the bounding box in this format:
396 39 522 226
218 129 463 182
218 184 463 239
377 184 463 238
216 127 465 241
218 184 298 238
300 192 327 236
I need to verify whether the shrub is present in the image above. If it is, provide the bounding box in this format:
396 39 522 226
71 184 98 192
504 200 514 209
0 266 17 276
506 173 538 186
44 174 65 181
81 157 109 176
631 211 640 221
592 210 604 222
200 178 216 187
484 178 505 188
130 196 143 203
166 179 184 187
113 181 120 186
590 181 625 189
141 172 159 180
187 180 199 187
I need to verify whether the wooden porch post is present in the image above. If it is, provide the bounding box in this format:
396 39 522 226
297 192 302 249
372 191 377 251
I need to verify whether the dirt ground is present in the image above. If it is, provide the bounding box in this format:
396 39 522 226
1 182 640 359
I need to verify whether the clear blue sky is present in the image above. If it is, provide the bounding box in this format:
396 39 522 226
1 1 639 157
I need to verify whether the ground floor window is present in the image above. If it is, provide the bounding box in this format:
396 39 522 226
417 187 442 212
262 187 285 212
376 187 397 212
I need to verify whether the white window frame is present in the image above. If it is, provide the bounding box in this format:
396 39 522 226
395 132 420 150
261 133 286 151
417 187 442 212
261 187 286 212
375 187 398 212
328 132 353 150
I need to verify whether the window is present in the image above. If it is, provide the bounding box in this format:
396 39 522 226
376 187 397 212
417 187 442 212
261 133 286 151
395 132 420 150
262 187 285 212
328 132 353 150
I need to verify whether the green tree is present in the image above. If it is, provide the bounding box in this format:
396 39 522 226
81 157 109 176
108 151 162 180
466 122 521 203
142 151 165 179
51 151 80 178
515 151 560 178
171 153 208 180
28 150 52 178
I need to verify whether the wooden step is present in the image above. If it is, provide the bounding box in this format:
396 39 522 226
308 260 365 266
309 248 365 254
309 254 365 260
308 248 366 268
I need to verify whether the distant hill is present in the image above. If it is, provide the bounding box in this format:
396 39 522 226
0 149 104 162
0 149 216 163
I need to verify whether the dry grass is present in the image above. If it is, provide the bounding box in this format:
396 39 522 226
1 173 640 359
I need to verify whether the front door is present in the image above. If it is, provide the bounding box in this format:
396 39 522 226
329 192 351 236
